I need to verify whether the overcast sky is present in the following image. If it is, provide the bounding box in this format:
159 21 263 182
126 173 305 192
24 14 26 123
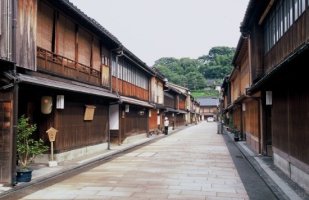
70 0 249 66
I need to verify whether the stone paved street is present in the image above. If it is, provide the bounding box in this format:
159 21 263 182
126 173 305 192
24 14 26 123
20 122 249 200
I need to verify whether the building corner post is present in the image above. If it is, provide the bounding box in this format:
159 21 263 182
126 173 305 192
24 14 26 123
11 0 18 186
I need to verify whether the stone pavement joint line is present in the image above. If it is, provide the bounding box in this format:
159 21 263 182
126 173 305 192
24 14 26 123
2 122 250 200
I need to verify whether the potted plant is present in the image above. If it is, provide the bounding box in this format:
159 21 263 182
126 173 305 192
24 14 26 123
233 129 240 142
16 115 49 182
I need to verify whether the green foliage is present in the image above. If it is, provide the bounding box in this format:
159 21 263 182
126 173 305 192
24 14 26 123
198 46 235 79
154 46 235 93
198 46 235 66
17 115 49 170
191 90 220 98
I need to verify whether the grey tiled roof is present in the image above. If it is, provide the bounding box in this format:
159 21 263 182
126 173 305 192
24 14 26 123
197 98 219 107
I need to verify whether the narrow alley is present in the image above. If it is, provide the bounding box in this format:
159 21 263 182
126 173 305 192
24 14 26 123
6 122 279 200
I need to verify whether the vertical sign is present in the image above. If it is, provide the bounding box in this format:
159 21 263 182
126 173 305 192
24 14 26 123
266 91 272 105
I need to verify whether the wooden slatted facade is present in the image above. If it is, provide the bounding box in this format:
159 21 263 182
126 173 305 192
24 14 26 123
78 28 92 66
148 109 158 133
16 0 37 70
109 47 153 142
8 0 121 171
37 1 53 51
164 93 176 109
0 0 12 61
0 0 14 185
270 54 309 172
0 92 13 184
56 13 76 61
92 38 101 72
18 86 110 154
232 0 309 192
243 99 260 153
149 76 165 133
232 107 241 131
179 95 186 110
175 114 186 127
120 105 148 141
230 71 240 102
264 7 309 74
111 77 149 101
35 0 111 88
55 103 108 153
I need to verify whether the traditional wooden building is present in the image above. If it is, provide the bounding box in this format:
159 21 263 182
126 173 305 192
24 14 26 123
225 37 263 153
221 76 231 113
163 84 187 129
149 68 166 134
231 0 309 192
16 0 125 163
167 83 190 126
0 0 135 185
109 47 155 144
0 0 16 185
197 98 219 121
189 98 200 124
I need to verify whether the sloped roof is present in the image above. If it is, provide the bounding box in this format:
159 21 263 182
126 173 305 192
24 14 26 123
58 0 121 46
240 0 270 33
197 98 219 107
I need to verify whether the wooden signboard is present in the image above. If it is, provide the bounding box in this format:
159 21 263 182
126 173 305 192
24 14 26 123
102 65 110 87
46 127 58 142
84 105 96 121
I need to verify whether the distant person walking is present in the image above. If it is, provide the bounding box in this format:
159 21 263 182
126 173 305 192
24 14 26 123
164 117 169 135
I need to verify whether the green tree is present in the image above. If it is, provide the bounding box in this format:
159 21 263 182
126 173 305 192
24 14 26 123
153 46 235 95
198 46 235 66
198 47 235 79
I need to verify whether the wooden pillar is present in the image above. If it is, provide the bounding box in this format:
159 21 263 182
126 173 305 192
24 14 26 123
0 91 14 185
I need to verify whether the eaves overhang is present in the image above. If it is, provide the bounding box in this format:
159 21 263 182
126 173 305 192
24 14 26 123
17 73 118 99
247 42 309 95
120 96 154 108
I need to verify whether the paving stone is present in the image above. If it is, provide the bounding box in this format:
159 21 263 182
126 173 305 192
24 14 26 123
19 122 249 200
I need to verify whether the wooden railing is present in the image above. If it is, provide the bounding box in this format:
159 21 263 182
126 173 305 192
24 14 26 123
37 47 105 87
164 96 176 109
111 77 149 101
264 9 309 72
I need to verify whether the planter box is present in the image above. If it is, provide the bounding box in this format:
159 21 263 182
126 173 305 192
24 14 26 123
16 169 33 182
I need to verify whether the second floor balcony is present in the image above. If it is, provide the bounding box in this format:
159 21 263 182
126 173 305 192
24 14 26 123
37 47 110 87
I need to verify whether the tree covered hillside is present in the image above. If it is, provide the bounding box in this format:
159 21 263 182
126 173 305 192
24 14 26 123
154 46 235 97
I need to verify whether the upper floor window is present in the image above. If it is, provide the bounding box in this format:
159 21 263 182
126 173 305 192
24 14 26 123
264 0 308 53
111 57 149 90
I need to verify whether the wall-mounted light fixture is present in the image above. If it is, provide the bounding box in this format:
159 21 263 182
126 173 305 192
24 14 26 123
41 96 53 114
266 91 272 105
242 103 246 111
125 104 129 113
138 110 145 116
56 95 64 109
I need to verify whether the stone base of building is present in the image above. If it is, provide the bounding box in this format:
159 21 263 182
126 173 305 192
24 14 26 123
122 133 148 144
35 142 108 163
245 133 260 154
274 150 309 193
